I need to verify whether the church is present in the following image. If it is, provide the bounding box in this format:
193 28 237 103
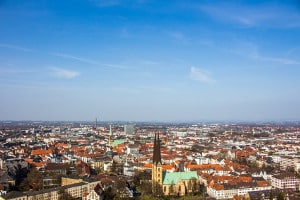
152 133 199 196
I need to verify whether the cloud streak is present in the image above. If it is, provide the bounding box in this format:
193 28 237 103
199 3 300 28
0 43 33 52
50 53 99 65
51 52 128 70
50 67 80 79
166 30 189 43
0 68 35 74
190 67 215 83
251 53 300 65
228 41 300 65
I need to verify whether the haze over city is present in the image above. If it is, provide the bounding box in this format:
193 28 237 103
0 0 300 122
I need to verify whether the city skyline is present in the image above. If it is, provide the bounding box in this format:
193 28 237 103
0 0 300 122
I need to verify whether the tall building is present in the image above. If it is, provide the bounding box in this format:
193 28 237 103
152 133 163 195
124 124 134 135
108 125 113 147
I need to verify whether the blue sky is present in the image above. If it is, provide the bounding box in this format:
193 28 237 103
0 0 300 122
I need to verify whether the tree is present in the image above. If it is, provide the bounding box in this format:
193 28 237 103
27 167 43 190
152 181 164 197
269 190 274 200
138 181 152 196
191 144 204 154
104 187 116 200
15 163 28 186
111 161 124 175
18 179 30 191
114 178 128 199
133 170 151 186
277 191 285 200
286 166 295 173
191 178 198 195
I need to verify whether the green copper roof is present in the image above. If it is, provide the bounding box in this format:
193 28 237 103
112 139 124 147
163 171 198 185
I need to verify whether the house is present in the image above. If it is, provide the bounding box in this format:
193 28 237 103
127 144 139 155
0 171 15 190
270 172 300 190
83 189 101 200
5 178 98 200
44 163 70 175
206 176 271 199
123 162 135 176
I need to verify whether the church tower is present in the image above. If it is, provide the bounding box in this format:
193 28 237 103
152 132 163 194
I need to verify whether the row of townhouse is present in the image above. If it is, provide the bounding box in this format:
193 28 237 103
202 170 300 199
206 177 272 199
270 172 300 190
1 179 100 200
185 163 231 176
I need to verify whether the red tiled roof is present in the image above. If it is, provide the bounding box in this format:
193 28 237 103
256 180 270 187
31 149 52 155
186 164 224 171
144 163 152 168
163 165 173 170
32 162 48 168
214 184 224 190
25 158 33 163
144 163 174 170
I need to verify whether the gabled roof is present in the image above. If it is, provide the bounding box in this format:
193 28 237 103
186 164 224 171
144 163 174 170
31 149 52 155
163 171 198 185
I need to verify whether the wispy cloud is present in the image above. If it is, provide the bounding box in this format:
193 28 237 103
139 59 160 65
120 27 131 38
199 3 300 28
190 67 215 84
50 67 80 79
168 31 185 40
251 53 300 65
51 52 128 69
50 53 99 65
0 68 35 74
136 85 175 93
166 30 188 43
110 85 175 94
228 41 300 65
0 43 33 52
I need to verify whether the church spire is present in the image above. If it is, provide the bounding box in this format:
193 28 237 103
152 132 163 195
153 132 162 166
